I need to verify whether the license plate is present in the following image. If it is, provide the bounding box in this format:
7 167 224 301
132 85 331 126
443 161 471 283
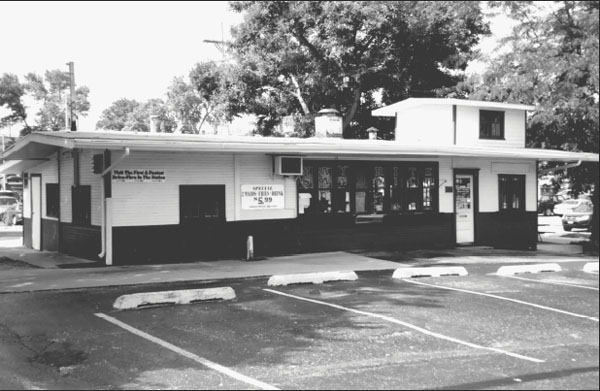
567 221 574 224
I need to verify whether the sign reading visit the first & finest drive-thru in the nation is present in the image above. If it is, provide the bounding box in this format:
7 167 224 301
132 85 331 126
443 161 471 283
112 169 166 183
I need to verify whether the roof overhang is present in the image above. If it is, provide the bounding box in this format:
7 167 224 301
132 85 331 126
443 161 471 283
1 131 597 172
372 98 536 117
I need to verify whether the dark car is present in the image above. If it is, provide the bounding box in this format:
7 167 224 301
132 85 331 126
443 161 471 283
561 202 593 231
537 195 563 216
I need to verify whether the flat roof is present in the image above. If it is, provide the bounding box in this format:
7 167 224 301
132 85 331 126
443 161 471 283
372 98 536 117
0 131 597 174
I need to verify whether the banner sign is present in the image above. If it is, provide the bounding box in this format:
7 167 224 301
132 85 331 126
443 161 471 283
112 169 166 183
241 184 284 209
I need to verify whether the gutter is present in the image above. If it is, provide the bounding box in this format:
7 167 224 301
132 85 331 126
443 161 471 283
98 148 130 263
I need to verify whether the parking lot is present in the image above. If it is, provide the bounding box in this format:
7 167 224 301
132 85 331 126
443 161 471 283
0 260 597 390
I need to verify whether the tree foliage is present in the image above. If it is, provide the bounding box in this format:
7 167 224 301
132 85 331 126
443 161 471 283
463 1 599 156
0 73 29 129
227 0 490 137
96 98 175 133
166 61 232 134
24 69 90 132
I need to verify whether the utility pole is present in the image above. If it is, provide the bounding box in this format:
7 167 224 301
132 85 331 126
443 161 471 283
66 61 77 131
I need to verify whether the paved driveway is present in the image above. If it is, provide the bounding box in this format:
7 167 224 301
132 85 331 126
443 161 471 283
0 261 597 390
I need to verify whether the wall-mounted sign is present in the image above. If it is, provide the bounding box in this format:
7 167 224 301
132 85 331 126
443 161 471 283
112 169 166 183
241 184 284 209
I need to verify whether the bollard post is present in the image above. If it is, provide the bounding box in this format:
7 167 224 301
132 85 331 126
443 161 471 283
246 235 254 261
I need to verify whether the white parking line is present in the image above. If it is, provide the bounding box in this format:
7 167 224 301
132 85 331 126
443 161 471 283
95 313 279 390
501 275 599 291
263 289 544 363
401 279 599 322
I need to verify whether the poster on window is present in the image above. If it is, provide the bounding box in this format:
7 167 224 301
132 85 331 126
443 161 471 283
112 169 166 182
241 185 285 209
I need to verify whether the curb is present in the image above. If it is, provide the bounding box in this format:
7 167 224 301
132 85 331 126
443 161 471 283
583 262 599 273
496 263 561 276
267 270 358 287
113 287 236 310
392 266 468 279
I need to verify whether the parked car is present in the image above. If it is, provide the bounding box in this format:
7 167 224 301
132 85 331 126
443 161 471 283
3 202 22 226
537 195 564 215
0 190 20 200
0 196 20 222
552 198 592 217
562 202 593 231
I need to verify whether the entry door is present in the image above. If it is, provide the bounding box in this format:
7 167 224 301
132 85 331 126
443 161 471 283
455 174 474 244
31 176 41 250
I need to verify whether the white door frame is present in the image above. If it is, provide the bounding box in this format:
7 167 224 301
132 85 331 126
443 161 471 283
30 175 42 250
454 170 478 245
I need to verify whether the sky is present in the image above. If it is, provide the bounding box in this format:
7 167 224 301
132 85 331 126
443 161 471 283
0 1 242 134
1 1 513 135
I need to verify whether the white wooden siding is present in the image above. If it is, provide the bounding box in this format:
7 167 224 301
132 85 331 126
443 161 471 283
452 158 536 212
59 149 74 223
395 105 453 145
111 151 234 227
456 107 526 148
79 149 103 226
438 158 454 213
111 151 296 227
236 154 297 221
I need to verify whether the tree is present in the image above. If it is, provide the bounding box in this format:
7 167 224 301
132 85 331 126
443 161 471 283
228 1 489 136
24 69 90 132
96 98 176 132
459 1 599 250
166 62 234 134
0 73 29 130
96 98 141 131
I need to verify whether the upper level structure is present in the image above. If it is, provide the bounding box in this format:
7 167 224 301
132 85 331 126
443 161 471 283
372 98 535 149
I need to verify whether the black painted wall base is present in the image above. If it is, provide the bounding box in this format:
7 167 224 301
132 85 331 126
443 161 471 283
22 211 538 265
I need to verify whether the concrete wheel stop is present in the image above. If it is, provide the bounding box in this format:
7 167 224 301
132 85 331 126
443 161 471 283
267 270 358 286
583 262 599 273
392 266 468 279
496 263 561 276
113 287 236 310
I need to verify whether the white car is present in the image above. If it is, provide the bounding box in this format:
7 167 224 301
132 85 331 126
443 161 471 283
553 198 592 217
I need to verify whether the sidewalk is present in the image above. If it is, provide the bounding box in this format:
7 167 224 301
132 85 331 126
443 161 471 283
1 236 597 293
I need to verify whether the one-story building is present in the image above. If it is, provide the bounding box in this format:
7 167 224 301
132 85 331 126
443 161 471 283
1 98 598 265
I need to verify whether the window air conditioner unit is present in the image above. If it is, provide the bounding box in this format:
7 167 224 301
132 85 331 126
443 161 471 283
274 156 303 176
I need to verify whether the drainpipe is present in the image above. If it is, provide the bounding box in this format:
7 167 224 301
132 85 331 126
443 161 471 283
98 148 130 263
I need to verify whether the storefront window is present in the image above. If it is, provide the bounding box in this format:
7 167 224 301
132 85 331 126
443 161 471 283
372 166 385 213
406 167 418 211
333 165 350 213
298 162 438 216
423 167 434 210
318 167 332 213
499 175 525 211
298 167 314 214
390 166 402 212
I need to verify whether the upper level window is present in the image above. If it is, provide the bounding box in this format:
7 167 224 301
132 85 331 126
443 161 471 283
480 110 505 139
498 175 525 211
